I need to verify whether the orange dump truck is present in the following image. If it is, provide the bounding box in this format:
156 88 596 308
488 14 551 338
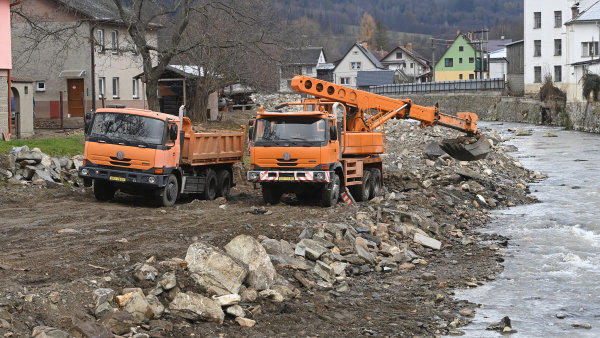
78 107 244 206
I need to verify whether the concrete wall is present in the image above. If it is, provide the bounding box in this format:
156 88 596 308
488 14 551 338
0 70 7 136
507 74 525 95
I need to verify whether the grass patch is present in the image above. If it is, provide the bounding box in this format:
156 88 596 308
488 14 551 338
0 135 85 157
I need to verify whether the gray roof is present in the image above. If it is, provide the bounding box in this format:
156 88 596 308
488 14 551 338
569 1 600 23
355 43 384 69
356 70 394 87
488 39 513 53
54 0 120 20
282 47 324 65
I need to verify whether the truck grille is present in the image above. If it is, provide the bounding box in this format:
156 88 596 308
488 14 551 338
277 158 297 167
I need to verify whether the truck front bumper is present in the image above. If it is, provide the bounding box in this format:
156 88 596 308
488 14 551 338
247 170 330 183
78 165 167 187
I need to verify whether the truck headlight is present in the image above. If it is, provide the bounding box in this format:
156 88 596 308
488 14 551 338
314 172 325 180
81 168 89 176
148 176 156 184
249 172 260 180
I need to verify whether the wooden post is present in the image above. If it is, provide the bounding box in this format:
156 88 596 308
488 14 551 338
59 91 64 129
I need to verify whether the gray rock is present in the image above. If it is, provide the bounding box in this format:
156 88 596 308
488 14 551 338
9 145 29 156
224 235 277 291
423 141 447 159
240 288 258 302
158 272 176 290
185 242 248 296
299 227 314 239
93 288 115 308
355 244 374 264
313 260 335 282
212 294 241 306
16 150 42 163
261 238 294 257
146 294 164 318
99 311 134 335
71 321 113 338
295 238 328 261
259 289 284 302
32 326 70 338
169 291 225 324
116 288 154 323
134 264 158 282
414 233 442 250
226 304 246 317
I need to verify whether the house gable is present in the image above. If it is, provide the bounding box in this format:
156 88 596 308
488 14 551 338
435 35 477 73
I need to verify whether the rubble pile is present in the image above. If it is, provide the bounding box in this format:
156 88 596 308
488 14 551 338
251 93 302 111
0 146 83 187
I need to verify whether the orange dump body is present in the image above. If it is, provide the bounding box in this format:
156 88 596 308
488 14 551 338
180 117 244 166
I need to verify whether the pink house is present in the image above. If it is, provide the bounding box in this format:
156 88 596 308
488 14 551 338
1 0 13 137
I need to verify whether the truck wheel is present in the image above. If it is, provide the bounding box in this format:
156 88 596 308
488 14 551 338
369 168 382 199
160 174 179 207
203 169 218 200
93 180 116 201
352 170 371 202
262 183 282 205
321 174 341 207
216 169 231 199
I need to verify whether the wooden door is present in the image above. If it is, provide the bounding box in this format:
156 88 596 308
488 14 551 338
67 79 84 117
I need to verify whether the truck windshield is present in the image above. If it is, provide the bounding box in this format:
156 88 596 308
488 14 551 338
254 117 326 143
89 112 165 145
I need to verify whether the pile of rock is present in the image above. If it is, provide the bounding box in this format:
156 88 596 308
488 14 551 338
251 93 302 111
0 146 83 187
83 235 299 336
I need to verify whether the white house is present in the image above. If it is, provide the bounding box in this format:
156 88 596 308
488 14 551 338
279 47 326 92
524 0 596 95
565 1 600 102
333 43 385 88
380 44 431 82
489 48 508 80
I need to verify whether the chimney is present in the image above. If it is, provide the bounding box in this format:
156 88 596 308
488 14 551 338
572 3 580 19
406 42 413 52
361 41 369 50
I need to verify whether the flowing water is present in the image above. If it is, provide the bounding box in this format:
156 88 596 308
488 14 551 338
457 122 600 337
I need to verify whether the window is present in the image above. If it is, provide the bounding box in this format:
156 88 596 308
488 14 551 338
396 52 403 59
111 30 118 54
459 74 463 80
469 74 474 79
112 77 119 98
97 29 104 53
554 39 562 56
459 46 464 52
554 66 562 82
469 57 474 63
340 77 350 85
459 58 463 63
132 78 139 98
410 63 414 68
534 66 542 83
351 62 361 70
35 81 46 92
582 42 599 57
534 40 541 57
555 11 562 28
305 66 313 74
98 77 105 98
534 12 541 29
445 58 453 67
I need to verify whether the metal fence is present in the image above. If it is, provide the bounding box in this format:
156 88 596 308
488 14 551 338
368 78 505 95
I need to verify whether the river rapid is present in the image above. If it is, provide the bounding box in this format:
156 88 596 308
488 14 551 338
457 122 600 337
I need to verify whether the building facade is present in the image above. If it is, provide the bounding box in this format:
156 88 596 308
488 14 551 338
380 44 431 82
333 43 385 88
11 0 158 119
434 35 479 81
279 47 326 93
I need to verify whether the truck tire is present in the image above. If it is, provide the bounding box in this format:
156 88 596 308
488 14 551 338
351 170 371 202
321 173 341 207
216 169 231 199
262 183 282 205
94 180 116 201
203 169 218 200
369 168 382 199
159 174 179 207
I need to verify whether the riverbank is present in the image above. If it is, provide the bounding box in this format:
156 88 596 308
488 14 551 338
0 119 540 337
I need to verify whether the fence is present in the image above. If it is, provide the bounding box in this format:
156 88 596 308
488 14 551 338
368 78 505 95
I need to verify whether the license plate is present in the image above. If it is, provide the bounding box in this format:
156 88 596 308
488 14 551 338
278 177 294 181
109 176 126 182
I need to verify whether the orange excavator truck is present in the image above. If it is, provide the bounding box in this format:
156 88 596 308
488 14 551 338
79 107 244 206
247 75 489 207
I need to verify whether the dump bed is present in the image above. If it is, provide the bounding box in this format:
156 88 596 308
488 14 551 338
181 118 244 166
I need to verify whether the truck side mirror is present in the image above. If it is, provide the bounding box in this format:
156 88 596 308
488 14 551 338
169 124 178 141
330 125 337 141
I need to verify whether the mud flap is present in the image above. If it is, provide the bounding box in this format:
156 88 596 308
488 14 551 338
440 135 491 161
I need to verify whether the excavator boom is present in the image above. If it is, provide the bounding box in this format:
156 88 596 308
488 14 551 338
290 75 489 161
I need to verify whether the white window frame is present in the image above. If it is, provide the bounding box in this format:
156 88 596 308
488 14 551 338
554 65 562 82
340 77 350 85
554 11 562 28
97 29 105 53
98 77 105 98
582 42 599 57
112 77 119 98
305 66 313 74
35 81 46 92
132 78 139 99
534 12 541 29
534 40 541 57
111 30 119 54
350 62 362 70
396 52 402 59
554 39 562 56
534 66 542 83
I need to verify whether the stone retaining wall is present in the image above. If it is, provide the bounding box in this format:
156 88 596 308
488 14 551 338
389 92 600 133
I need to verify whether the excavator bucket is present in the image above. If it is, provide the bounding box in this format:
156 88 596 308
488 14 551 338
439 135 490 161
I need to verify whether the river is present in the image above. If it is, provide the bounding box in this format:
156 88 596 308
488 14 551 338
456 122 600 337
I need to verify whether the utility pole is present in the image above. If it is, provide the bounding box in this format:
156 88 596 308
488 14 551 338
431 38 435 82
89 23 96 112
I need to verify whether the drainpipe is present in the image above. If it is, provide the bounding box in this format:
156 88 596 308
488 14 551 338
7 70 11 137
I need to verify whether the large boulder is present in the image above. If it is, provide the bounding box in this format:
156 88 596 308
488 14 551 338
115 288 154 323
169 292 225 324
225 235 276 291
185 242 248 295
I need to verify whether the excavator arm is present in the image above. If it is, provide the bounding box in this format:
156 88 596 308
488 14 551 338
290 75 489 161
290 75 479 135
